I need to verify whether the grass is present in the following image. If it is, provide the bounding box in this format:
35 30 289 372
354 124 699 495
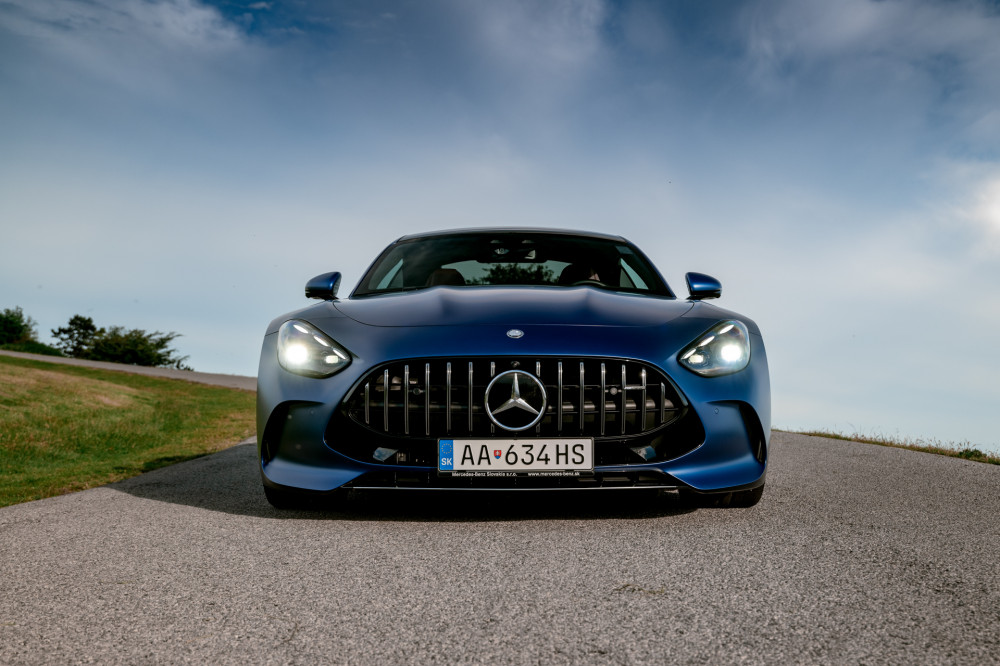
786 428 1000 465
0 355 255 508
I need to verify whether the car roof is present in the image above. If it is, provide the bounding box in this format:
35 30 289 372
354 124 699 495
395 228 630 244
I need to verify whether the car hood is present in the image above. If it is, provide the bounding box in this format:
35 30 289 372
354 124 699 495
333 287 692 328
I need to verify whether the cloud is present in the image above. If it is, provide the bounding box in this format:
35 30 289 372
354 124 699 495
1 0 245 53
470 0 608 70
970 177 1000 236
617 1 673 56
930 160 1000 256
0 0 250 104
739 0 1000 149
387 0 615 126
742 0 1000 73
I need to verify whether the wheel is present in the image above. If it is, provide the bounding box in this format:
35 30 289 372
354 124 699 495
729 483 765 508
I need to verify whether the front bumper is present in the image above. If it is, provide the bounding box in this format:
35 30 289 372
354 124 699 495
257 339 769 495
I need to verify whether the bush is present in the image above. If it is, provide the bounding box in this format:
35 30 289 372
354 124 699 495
86 326 190 369
51 314 192 370
958 448 986 460
0 306 38 345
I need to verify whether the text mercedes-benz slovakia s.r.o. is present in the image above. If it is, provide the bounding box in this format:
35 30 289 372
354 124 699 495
257 229 770 508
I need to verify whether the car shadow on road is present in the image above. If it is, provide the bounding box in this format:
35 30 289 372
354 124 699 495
112 440 697 521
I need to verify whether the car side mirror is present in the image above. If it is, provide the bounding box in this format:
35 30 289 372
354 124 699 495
305 272 342 300
685 272 721 300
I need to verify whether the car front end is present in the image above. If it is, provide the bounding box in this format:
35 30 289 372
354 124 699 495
257 229 770 508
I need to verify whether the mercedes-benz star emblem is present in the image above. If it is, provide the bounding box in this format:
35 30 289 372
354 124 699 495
484 370 547 432
506 329 524 339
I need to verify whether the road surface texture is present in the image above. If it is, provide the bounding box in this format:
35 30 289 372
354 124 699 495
1 355 998 664
2 435 998 664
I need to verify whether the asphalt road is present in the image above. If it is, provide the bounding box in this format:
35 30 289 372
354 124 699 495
1 427 998 664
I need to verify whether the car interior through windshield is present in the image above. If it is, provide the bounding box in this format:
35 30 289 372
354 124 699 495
354 233 672 297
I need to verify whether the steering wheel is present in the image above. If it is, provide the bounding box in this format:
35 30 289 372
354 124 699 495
570 279 606 287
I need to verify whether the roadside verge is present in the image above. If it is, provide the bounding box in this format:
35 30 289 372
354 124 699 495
0 350 255 391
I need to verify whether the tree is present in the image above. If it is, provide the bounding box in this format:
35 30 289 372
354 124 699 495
51 315 100 357
0 306 37 345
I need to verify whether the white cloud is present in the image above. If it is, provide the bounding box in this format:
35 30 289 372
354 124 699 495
1 0 244 52
744 0 1000 69
964 174 1000 242
451 0 610 98
930 160 1000 256
740 0 1000 148
0 0 250 103
474 0 607 68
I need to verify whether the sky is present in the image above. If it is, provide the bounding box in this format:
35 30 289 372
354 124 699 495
1 0 999 452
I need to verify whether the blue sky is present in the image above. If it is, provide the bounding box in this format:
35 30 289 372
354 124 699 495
2 0 999 452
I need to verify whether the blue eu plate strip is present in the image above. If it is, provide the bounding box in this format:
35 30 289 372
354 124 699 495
439 440 454 470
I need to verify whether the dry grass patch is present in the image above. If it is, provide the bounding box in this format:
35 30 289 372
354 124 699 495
787 428 999 465
0 356 255 507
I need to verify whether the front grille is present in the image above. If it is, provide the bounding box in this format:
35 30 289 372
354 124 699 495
329 357 704 468
343 357 686 439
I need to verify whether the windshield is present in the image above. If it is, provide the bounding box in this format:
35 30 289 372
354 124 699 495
353 232 673 297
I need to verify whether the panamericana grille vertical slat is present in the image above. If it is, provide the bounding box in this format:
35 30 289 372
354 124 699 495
467 362 474 433
347 357 685 440
404 364 410 435
600 363 606 436
383 369 389 432
536 361 542 435
557 361 563 433
446 362 452 433
640 369 647 429
621 363 627 435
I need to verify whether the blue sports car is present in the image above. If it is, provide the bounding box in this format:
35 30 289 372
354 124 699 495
257 229 770 508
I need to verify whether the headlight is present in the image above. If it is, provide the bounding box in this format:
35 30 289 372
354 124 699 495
678 320 750 377
277 319 352 378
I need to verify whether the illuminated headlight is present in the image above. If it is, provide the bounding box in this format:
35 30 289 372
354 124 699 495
678 320 750 377
277 320 352 378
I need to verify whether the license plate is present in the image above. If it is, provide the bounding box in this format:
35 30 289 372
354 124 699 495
438 439 593 474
